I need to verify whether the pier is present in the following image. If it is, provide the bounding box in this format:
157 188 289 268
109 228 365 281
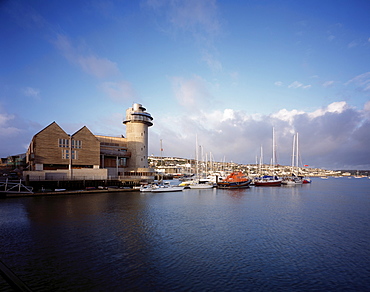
0 178 139 198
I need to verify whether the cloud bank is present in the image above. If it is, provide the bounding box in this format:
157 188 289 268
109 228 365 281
1 96 369 170
150 101 370 170
52 34 119 79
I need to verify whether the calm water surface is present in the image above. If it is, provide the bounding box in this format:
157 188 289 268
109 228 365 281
1 177 369 291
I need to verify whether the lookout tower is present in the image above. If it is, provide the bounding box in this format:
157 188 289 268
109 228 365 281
123 103 153 170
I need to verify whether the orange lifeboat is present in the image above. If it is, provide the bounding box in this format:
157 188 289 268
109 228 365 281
216 172 251 189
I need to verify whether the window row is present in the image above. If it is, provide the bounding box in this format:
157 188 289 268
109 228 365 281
62 149 78 160
58 139 82 149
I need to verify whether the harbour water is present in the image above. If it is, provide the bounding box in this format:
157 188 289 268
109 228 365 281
1 177 369 291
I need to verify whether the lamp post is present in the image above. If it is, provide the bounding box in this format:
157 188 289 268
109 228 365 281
69 135 73 180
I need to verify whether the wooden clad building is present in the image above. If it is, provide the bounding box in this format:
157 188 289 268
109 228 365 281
95 135 131 177
24 121 152 182
24 103 156 183
27 122 100 171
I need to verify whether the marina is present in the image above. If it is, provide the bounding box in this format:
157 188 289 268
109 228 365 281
1 177 369 291
2 2 370 290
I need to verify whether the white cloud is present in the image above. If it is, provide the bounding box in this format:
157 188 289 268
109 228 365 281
0 107 39 157
143 0 221 39
53 34 119 79
0 112 15 132
221 109 235 122
288 81 302 88
77 55 119 79
322 81 335 87
166 0 220 35
288 81 311 89
144 0 222 71
171 75 211 109
23 87 40 99
101 81 139 102
229 71 239 86
328 35 335 41
364 100 370 112
308 101 348 119
345 72 370 92
274 81 283 86
348 41 358 48
271 108 304 124
202 50 222 72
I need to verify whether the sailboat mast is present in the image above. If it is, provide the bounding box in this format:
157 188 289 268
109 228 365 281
160 139 163 166
205 152 208 176
296 132 299 175
272 127 275 173
259 145 263 174
195 135 199 178
292 134 296 174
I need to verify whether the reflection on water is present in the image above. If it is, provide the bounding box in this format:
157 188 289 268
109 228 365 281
1 178 369 291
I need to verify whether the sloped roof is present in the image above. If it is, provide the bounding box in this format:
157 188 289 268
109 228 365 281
33 121 67 137
72 125 100 142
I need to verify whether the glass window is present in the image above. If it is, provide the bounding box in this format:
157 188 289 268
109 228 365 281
59 138 70 148
71 140 82 149
62 149 77 160
59 139 82 148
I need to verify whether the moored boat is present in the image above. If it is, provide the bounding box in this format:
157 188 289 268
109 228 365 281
152 183 184 192
282 133 303 186
217 171 251 189
254 175 282 186
302 178 311 184
254 127 282 187
140 182 184 192
189 180 214 189
281 175 302 185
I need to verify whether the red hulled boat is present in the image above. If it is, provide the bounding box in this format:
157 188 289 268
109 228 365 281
254 175 282 186
217 172 251 189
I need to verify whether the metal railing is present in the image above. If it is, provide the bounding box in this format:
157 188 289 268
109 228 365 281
0 179 33 193
0 260 33 291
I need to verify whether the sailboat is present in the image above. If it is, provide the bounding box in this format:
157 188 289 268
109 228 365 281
254 127 282 186
140 140 184 192
189 135 214 189
282 133 303 185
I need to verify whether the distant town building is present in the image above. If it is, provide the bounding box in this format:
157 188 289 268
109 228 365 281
23 103 155 182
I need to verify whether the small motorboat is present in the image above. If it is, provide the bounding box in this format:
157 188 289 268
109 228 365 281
140 182 184 192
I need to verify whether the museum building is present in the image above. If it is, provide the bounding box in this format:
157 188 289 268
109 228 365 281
24 103 155 183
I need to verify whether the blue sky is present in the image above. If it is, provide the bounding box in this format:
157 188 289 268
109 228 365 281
1 0 370 170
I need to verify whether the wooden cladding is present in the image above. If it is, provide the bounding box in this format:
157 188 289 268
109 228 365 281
28 122 100 168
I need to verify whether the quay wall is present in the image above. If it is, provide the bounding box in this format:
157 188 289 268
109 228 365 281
23 169 108 181
26 179 137 193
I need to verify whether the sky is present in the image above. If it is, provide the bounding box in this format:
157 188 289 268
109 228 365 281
1 0 370 170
